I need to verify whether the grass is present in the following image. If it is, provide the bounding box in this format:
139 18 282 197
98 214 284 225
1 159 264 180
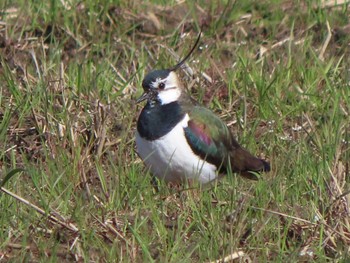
0 0 350 262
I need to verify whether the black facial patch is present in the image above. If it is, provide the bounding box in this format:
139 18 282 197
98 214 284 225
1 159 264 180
137 101 185 140
142 69 171 90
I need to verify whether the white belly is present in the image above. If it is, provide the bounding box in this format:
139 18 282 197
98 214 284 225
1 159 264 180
135 114 218 184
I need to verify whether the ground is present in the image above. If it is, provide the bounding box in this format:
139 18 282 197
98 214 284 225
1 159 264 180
0 0 350 262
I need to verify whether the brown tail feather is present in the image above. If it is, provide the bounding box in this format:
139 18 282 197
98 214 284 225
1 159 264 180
230 147 270 180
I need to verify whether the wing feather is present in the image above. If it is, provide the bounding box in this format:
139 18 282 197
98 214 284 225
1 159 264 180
184 106 230 170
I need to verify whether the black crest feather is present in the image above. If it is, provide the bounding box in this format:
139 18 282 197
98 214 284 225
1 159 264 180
169 31 202 72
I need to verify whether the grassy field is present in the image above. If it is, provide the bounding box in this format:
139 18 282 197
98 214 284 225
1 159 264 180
1 0 350 262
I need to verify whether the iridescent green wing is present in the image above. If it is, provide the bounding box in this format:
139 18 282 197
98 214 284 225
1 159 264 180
184 105 231 169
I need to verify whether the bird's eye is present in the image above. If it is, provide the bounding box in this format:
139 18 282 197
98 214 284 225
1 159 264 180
158 82 165 89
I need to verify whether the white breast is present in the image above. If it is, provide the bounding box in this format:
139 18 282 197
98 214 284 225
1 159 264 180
135 114 218 184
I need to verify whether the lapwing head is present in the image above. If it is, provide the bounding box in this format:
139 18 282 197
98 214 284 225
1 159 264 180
137 32 201 105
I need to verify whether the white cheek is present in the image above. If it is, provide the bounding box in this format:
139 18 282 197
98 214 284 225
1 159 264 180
158 88 181 104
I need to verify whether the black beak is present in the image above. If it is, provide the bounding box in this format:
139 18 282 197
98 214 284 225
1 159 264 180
136 91 150 103
137 89 158 103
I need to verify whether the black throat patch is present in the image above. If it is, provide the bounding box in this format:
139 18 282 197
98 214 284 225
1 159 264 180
137 101 185 141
